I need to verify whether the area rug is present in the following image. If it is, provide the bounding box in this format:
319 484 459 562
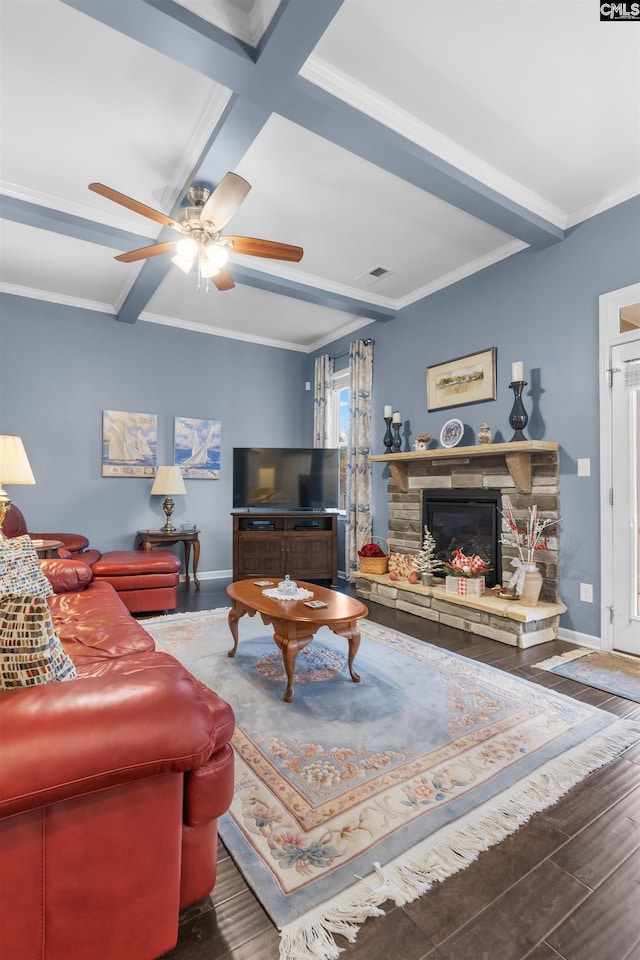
144 609 640 960
535 647 640 703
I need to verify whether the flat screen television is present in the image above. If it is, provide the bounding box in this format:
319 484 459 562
233 447 339 511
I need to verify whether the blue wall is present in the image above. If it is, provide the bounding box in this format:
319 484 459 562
1 298 312 573
310 197 640 638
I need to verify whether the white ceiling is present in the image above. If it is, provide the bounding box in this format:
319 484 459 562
1 0 638 352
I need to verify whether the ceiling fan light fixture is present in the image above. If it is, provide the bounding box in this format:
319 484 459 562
171 253 194 274
205 243 229 269
176 236 198 261
199 257 220 280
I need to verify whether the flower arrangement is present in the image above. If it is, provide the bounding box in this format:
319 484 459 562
358 542 386 559
412 525 442 575
443 548 492 578
499 495 559 565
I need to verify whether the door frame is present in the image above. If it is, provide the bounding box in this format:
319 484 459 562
599 282 640 651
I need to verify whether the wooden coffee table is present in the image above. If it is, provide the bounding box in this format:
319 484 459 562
226 579 368 702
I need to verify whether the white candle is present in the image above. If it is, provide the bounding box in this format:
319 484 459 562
511 361 524 382
392 411 402 424
383 405 393 418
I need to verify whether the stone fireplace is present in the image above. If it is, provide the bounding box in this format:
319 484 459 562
357 442 565 648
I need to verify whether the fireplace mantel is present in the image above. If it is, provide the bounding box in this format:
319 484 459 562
369 441 558 494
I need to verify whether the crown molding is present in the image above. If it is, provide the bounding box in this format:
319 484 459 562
174 0 278 48
300 56 568 230
0 180 158 239
306 314 376 353
0 281 114 314
140 311 310 352
393 239 528 309
156 85 233 213
566 182 640 229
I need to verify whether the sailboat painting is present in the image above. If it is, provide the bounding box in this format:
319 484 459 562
174 417 221 480
102 410 157 477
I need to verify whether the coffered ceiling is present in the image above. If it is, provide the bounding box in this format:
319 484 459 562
1 0 638 352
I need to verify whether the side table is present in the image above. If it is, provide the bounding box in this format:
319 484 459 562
135 529 201 588
31 538 65 559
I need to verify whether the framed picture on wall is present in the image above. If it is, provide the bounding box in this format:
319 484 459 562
427 347 497 412
102 410 157 477
174 417 221 479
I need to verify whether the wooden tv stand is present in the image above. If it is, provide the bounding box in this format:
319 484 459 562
232 511 338 587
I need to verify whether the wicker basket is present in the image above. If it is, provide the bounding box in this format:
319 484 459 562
358 536 389 574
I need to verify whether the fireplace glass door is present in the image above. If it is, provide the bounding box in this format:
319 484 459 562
423 490 500 588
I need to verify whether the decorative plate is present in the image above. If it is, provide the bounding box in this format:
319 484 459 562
440 418 464 448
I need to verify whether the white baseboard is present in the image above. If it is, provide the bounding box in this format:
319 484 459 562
178 569 232 583
557 626 602 650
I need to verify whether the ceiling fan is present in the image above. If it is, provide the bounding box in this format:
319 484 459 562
88 173 303 291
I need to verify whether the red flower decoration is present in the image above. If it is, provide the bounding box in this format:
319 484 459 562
358 543 386 558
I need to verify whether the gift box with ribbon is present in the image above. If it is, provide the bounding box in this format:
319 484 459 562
446 575 486 597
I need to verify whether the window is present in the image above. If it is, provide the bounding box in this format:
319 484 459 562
329 370 349 511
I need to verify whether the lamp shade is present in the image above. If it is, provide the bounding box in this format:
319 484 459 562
150 465 187 496
0 435 36 486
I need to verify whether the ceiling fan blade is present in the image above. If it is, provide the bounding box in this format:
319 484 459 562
114 241 176 263
89 183 178 230
212 267 235 291
199 173 251 231
225 236 303 262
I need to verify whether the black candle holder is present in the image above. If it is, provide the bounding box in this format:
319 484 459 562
392 422 402 452
508 380 528 441
383 416 393 453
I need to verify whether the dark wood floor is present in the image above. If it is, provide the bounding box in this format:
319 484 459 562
157 578 640 960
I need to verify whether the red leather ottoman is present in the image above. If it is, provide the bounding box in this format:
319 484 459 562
92 550 182 613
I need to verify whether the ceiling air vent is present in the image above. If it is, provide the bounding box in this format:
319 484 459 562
354 265 394 287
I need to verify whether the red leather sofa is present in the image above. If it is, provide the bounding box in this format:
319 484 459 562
0 557 235 960
4 505 181 614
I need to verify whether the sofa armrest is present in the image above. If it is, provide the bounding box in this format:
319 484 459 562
40 557 93 593
0 659 223 820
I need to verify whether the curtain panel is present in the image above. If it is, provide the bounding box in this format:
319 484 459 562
313 355 334 448
346 340 373 579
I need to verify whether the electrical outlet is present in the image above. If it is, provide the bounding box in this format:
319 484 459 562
580 583 593 603
577 458 590 477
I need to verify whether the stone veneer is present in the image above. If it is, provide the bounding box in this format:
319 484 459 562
359 444 564 647
355 574 565 648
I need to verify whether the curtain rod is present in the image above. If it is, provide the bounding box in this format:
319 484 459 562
331 338 373 360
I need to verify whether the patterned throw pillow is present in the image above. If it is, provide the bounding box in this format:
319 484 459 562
0 593 77 688
0 535 53 599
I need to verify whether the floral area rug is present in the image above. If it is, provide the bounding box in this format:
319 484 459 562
535 647 640 703
144 609 640 960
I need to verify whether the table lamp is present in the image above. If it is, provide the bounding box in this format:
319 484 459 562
150 466 187 532
0 435 36 539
